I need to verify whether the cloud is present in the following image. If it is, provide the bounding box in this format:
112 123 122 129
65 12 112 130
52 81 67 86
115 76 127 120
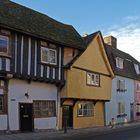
105 16 140 62
124 16 140 22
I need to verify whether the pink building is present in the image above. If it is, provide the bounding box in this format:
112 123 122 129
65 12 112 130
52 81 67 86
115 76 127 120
134 80 140 120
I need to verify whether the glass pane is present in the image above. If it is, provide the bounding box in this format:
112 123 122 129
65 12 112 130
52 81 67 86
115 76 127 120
91 74 95 85
42 102 47 109
42 111 48 117
49 50 56 64
78 109 82 116
0 36 8 53
35 111 41 117
41 48 49 62
34 102 40 111
49 101 55 116
95 75 99 85
49 50 55 57
83 109 87 116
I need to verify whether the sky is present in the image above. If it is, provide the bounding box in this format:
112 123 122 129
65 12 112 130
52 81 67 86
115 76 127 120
11 0 140 61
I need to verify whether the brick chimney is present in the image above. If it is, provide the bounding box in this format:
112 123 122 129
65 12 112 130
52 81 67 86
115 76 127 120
104 36 117 49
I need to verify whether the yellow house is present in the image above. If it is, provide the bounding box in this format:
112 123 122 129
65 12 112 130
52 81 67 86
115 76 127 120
59 31 114 129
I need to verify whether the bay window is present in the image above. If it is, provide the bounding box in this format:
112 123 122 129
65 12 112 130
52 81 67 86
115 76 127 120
0 35 9 54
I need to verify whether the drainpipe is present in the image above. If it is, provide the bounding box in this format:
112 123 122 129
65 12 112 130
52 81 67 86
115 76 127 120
104 101 106 126
6 74 13 133
6 79 10 133
56 86 60 130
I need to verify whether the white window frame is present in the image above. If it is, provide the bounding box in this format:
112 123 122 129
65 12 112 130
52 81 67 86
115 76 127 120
118 102 125 115
134 64 140 74
78 102 94 117
116 57 124 69
0 35 9 54
117 79 125 91
41 47 57 65
87 72 100 86
136 83 140 92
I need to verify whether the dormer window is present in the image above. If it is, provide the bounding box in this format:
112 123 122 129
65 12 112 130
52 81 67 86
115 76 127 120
116 57 124 69
134 64 140 74
0 35 9 54
41 47 57 65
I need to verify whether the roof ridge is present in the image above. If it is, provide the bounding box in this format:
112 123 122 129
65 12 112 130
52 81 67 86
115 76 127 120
9 0 70 27
0 0 85 49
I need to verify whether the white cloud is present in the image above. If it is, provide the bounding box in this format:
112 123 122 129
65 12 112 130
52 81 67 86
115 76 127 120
124 16 140 22
105 16 140 62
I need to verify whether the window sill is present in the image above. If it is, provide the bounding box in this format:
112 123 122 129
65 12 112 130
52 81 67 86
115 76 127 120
117 113 127 118
34 116 56 118
116 89 127 92
86 84 100 87
0 112 7 115
0 53 12 58
77 115 94 117
41 62 57 67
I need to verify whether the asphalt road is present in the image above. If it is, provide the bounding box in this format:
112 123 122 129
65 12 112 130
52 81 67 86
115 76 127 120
49 125 140 140
1 125 140 140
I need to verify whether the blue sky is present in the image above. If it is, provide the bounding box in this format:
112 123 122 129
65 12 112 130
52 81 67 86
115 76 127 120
11 0 140 61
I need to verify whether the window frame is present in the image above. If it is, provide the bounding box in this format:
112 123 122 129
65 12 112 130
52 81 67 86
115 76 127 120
116 57 124 69
136 103 140 115
0 35 9 55
118 102 125 115
117 79 126 92
86 72 100 86
41 47 57 65
77 102 94 117
136 83 140 92
134 64 140 74
33 100 56 118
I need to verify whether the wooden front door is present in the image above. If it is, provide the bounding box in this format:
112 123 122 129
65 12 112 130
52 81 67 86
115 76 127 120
19 103 33 132
62 106 73 128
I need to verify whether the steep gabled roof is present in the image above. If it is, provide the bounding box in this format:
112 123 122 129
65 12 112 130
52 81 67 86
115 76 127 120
0 0 85 49
66 31 114 77
83 31 99 45
105 44 140 80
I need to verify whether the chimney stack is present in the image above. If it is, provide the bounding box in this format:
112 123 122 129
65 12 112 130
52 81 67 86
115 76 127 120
104 36 117 49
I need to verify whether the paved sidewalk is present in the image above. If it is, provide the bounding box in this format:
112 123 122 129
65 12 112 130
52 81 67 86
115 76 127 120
0 121 140 140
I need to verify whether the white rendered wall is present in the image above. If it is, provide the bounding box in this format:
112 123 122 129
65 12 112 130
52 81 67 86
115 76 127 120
8 79 57 131
0 115 7 130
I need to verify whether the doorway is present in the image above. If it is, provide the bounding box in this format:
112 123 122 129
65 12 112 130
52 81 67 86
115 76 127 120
62 106 73 128
19 103 33 132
